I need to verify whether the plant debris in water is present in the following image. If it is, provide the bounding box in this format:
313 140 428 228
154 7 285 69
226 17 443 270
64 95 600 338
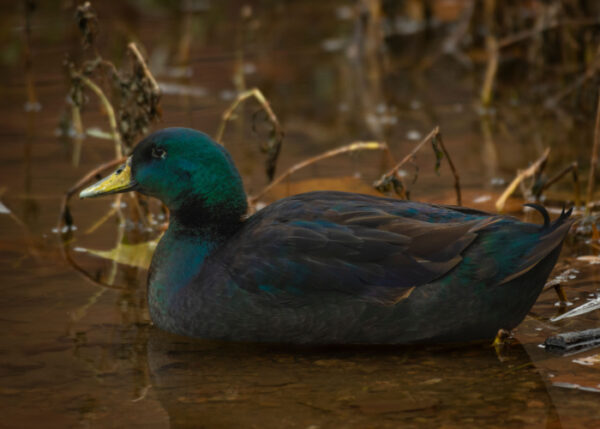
6 2 600 426
66 2 162 154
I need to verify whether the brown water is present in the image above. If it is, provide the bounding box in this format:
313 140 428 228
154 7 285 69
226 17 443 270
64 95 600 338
1 1 600 428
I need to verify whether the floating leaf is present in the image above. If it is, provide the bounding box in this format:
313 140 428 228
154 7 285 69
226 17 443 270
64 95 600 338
573 354 600 367
79 239 158 269
577 255 600 265
0 201 10 214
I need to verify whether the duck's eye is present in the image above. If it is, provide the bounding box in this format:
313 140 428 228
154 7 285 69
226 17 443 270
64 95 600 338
152 146 167 159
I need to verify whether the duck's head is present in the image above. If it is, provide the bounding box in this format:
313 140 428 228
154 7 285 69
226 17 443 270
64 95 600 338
80 128 248 225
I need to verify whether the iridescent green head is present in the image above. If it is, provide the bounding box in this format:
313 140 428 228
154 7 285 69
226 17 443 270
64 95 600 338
80 128 248 225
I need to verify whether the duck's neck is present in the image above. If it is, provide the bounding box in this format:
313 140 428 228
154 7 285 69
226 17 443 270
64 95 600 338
147 209 244 329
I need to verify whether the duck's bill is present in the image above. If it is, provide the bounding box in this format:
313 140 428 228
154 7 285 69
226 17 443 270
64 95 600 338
79 157 138 198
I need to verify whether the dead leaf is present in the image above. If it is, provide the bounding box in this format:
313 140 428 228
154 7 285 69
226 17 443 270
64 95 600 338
573 354 600 368
576 255 600 264
77 239 158 269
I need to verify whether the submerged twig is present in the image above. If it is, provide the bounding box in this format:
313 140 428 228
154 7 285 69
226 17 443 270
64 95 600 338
249 141 390 204
495 148 550 212
62 244 129 291
57 156 126 233
68 287 107 323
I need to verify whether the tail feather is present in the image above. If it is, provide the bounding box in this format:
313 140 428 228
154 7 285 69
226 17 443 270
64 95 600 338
524 203 550 229
524 203 574 231
551 206 574 230
498 204 574 285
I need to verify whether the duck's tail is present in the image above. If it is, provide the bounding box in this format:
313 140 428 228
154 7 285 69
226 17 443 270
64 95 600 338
524 203 574 231
499 204 574 285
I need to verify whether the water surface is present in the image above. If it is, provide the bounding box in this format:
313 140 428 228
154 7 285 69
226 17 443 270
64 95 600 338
1 1 600 427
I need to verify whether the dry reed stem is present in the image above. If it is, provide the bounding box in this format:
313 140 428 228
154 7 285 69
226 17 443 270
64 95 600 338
378 127 439 178
73 72 124 158
495 148 550 212
480 0 497 107
416 1 474 71
249 141 390 204
433 131 462 206
71 105 84 166
545 45 600 108
497 18 600 49
585 92 600 215
127 42 160 96
215 88 283 144
374 127 461 205
536 161 581 208
481 37 498 107
481 15 600 108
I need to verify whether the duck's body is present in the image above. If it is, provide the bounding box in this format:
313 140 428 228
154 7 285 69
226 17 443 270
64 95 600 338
81 128 573 344
149 191 571 344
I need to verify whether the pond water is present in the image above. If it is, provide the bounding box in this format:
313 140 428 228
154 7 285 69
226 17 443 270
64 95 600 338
1 1 600 427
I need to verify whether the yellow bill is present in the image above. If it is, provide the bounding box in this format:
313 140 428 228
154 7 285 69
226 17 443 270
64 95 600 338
80 157 137 198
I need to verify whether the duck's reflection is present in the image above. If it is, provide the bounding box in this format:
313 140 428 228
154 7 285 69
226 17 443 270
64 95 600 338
145 328 557 428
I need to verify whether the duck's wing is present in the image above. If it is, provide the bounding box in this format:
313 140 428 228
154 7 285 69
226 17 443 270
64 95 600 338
219 194 499 306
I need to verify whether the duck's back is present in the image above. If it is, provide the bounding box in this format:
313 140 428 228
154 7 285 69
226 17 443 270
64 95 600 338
175 191 572 344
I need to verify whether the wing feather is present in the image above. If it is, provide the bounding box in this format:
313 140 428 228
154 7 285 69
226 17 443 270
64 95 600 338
217 193 498 305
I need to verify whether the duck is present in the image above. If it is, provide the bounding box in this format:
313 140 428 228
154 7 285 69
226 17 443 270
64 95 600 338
79 127 574 344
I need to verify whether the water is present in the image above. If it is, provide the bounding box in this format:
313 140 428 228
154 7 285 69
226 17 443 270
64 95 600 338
1 1 600 427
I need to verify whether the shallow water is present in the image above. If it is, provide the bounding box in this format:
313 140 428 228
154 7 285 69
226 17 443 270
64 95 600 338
1 1 600 428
